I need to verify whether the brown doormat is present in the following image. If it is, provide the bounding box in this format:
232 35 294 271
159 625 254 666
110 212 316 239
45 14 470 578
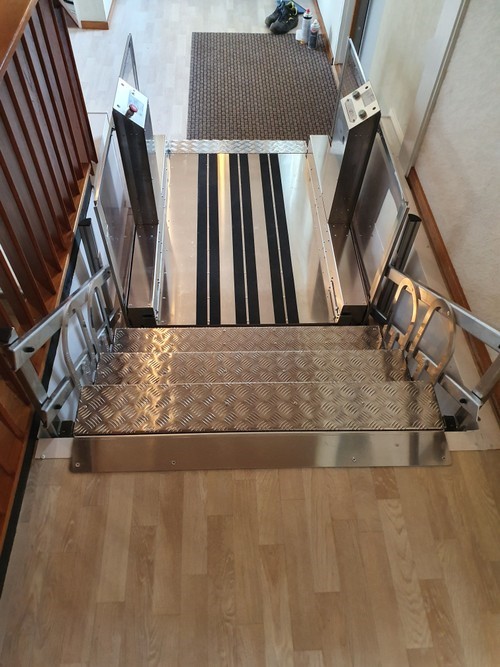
187 32 337 141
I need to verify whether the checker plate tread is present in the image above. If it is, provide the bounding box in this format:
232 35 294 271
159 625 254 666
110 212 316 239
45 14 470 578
74 381 443 435
112 326 383 354
95 350 408 385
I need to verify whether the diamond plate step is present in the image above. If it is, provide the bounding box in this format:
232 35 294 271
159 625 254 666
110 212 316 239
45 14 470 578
166 139 308 154
112 325 383 354
95 350 408 385
74 381 443 436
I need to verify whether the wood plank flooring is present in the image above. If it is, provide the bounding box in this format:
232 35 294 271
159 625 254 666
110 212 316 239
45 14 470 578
1 451 499 665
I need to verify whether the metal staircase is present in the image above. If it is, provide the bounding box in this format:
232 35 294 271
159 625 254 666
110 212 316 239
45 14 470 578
2 39 497 473
70 324 447 472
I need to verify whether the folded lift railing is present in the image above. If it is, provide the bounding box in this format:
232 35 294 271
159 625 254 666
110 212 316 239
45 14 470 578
0 267 115 436
372 265 500 429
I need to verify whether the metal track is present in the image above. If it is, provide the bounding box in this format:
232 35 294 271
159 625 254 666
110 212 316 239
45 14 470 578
95 350 408 385
112 325 383 354
74 381 443 436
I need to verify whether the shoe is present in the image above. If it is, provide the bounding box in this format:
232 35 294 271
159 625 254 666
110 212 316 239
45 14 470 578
265 0 285 27
270 2 298 34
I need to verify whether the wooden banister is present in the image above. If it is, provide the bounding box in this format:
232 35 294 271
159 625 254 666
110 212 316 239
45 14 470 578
0 0 38 79
0 0 96 558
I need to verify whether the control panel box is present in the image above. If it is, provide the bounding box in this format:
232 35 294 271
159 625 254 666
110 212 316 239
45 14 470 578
329 82 381 229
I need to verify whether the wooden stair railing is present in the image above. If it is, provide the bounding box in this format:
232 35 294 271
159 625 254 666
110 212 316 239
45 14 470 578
0 0 96 558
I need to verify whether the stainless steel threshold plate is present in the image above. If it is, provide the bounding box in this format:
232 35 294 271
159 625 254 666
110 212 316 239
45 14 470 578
71 430 450 473
166 140 308 154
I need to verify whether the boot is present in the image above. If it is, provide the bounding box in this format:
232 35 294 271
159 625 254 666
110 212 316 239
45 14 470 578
270 2 298 34
265 1 285 28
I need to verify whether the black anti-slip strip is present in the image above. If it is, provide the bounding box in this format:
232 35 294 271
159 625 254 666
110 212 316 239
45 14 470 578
239 155 260 324
259 154 286 323
269 154 299 324
208 153 220 325
229 154 246 324
196 154 208 325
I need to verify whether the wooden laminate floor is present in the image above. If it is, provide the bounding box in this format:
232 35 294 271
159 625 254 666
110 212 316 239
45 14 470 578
8 11 498 665
0 452 499 665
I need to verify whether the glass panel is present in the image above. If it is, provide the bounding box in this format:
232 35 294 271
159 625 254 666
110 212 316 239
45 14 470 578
94 129 135 314
119 34 140 90
118 35 154 144
350 133 408 296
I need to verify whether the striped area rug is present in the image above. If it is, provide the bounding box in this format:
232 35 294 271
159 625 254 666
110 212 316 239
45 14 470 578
187 32 337 141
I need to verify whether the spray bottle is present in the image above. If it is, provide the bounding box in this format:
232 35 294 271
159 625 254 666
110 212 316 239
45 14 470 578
301 9 312 45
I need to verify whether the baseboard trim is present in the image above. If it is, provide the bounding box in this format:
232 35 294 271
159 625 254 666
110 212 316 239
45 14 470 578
81 20 109 30
407 167 500 427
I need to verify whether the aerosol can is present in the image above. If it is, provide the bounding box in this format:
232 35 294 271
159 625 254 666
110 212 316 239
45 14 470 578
308 19 320 49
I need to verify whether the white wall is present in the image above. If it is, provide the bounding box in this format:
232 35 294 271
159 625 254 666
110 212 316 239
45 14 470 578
416 0 500 329
360 0 500 327
73 0 108 22
359 0 385 76
317 0 346 59
360 0 445 138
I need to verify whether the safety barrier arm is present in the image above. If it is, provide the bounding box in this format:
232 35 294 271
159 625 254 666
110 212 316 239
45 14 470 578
0 267 115 433
373 267 500 429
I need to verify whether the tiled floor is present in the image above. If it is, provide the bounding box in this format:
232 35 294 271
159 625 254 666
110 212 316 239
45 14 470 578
70 0 281 138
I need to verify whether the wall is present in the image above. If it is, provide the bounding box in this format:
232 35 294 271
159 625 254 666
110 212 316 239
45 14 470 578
358 0 384 76
73 0 107 23
317 0 346 59
415 0 500 329
360 0 445 138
